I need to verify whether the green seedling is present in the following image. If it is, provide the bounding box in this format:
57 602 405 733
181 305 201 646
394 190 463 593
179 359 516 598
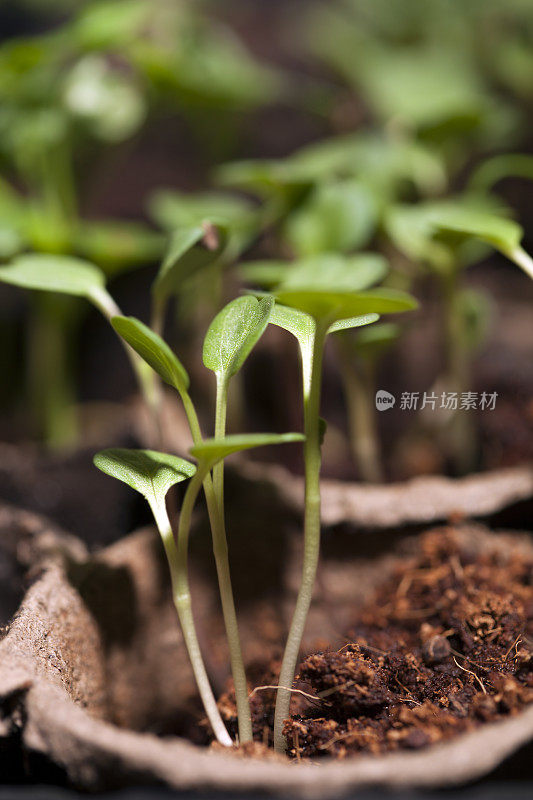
149 189 259 260
94 432 302 746
303 1 520 158
92 448 231 742
384 195 531 471
148 193 264 394
216 131 446 252
429 206 533 281
0 24 162 445
112 296 275 744
0 0 287 445
336 322 400 482
242 253 410 483
258 257 417 752
203 295 274 495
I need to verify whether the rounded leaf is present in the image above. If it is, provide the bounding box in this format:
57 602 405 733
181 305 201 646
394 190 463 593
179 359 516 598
203 295 274 380
0 254 105 299
94 448 196 507
111 316 189 393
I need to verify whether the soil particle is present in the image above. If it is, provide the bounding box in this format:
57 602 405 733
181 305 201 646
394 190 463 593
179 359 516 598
222 528 533 760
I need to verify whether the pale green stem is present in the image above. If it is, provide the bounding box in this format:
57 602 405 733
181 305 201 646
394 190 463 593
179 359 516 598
273 323 326 753
150 489 232 747
214 373 228 498
28 295 77 447
181 389 253 743
508 245 533 280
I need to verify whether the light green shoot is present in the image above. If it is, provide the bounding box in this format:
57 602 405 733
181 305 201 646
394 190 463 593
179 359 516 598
93 448 232 747
112 308 276 745
265 259 417 753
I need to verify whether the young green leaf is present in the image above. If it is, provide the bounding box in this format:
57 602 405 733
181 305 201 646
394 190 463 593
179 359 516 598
0 254 105 300
384 197 516 272
269 303 316 346
152 226 225 305
202 295 274 380
239 260 290 288
279 253 388 293
285 180 377 256
274 287 417 323
215 159 302 195
94 448 196 508
327 313 380 335
351 322 401 360
285 131 446 196
149 189 254 231
469 154 533 193
190 432 304 472
73 219 164 274
429 207 523 256
111 316 189 393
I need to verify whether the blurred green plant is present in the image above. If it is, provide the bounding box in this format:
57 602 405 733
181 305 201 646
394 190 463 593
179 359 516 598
303 0 531 163
0 0 284 446
384 192 532 470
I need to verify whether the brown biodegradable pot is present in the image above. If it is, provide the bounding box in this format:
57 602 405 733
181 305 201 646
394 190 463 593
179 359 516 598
0 466 532 796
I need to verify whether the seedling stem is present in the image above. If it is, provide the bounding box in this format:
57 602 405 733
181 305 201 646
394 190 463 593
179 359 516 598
180 387 253 743
509 245 533 280
150 477 233 747
273 321 326 752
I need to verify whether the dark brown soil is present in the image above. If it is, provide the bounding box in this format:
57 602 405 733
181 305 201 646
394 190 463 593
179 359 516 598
219 528 533 759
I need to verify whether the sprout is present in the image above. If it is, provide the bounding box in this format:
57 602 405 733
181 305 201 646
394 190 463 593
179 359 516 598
94 433 302 746
260 258 417 752
92 447 231 746
112 300 279 745
151 224 228 335
384 195 531 472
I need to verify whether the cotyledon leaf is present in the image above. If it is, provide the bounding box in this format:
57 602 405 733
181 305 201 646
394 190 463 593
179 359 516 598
274 287 418 323
190 433 304 472
203 295 274 380
94 448 196 509
111 315 189 393
0 254 105 299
